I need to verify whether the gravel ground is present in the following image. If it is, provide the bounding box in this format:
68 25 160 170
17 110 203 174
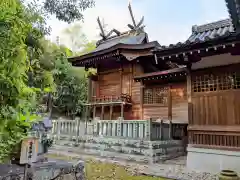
47 150 219 180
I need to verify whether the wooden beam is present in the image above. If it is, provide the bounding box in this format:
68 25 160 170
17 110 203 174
85 102 132 106
188 125 240 133
98 68 120 75
134 67 187 80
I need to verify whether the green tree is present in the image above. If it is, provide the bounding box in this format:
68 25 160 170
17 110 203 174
0 0 95 161
0 0 40 161
47 23 97 118
52 53 88 117
23 0 95 25
43 0 95 23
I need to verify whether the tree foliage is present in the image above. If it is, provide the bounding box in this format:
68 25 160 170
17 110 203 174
52 53 88 117
0 0 40 161
43 0 95 23
0 0 95 161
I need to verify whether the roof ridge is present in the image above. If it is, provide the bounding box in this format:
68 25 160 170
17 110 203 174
97 31 147 46
192 19 233 33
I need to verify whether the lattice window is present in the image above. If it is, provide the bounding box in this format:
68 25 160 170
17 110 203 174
192 71 240 92
143 87 168 105
143 88 153 104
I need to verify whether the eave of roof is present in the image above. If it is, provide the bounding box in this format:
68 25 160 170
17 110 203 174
153 19 240 59
69 31 150 63
154 19 234 51
69 41 160 63
134 67 187 81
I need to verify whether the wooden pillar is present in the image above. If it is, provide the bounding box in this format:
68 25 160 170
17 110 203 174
119 65 123 96
84 105 89 134
87 77 92 103
168 86 172 139
130 63 133 96
140 84 144 120
85 76 92 132
110 105 113 120
101 105 105 120
187 65 193 125
160 120 163 140
93 105 96 120
120 104 124 119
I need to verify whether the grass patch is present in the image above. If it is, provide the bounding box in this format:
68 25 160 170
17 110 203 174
47 153 167 180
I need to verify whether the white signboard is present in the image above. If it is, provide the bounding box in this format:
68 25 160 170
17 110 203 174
20 138 38 164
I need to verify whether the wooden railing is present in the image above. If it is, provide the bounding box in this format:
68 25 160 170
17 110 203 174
189 131 240 150
93 119 150 139
90 93 131 104
51 118 172 141
51 118 93 140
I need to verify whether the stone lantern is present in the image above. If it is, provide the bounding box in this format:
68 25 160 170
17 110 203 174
29 116 53 162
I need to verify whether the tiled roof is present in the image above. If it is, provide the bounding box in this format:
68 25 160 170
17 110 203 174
157 19 235 50
92 32 147 53
187 19 234 43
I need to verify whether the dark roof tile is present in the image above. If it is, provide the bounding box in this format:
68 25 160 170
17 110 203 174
155 19 235 51
187 19 234 43
92 32 147 53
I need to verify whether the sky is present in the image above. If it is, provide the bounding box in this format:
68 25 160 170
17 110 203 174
47 0 229 46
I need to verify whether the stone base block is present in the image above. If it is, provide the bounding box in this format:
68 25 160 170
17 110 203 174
52 136 185 164
187 146 240 174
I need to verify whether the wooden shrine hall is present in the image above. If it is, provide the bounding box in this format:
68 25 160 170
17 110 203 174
69 0 240 174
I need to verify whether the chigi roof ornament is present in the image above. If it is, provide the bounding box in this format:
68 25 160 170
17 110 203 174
127 1 145 33
97 17 121 40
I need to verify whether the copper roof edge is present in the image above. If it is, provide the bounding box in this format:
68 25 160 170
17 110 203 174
68 41 160 62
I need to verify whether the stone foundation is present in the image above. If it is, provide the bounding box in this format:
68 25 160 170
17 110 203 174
52 135 185 163
187 146 240 173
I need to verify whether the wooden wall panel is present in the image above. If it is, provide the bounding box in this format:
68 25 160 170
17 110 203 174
130 104 141 119
93 64 144 120
143 106 168 120
189 64 240 149
122 73 131 95
171 83 188 123
142 82 188 122
98 70 120 96
131 64 144 119
99 84 119 96
192 91 240 126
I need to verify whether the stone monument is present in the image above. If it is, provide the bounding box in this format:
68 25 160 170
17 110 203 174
2 117 85 180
